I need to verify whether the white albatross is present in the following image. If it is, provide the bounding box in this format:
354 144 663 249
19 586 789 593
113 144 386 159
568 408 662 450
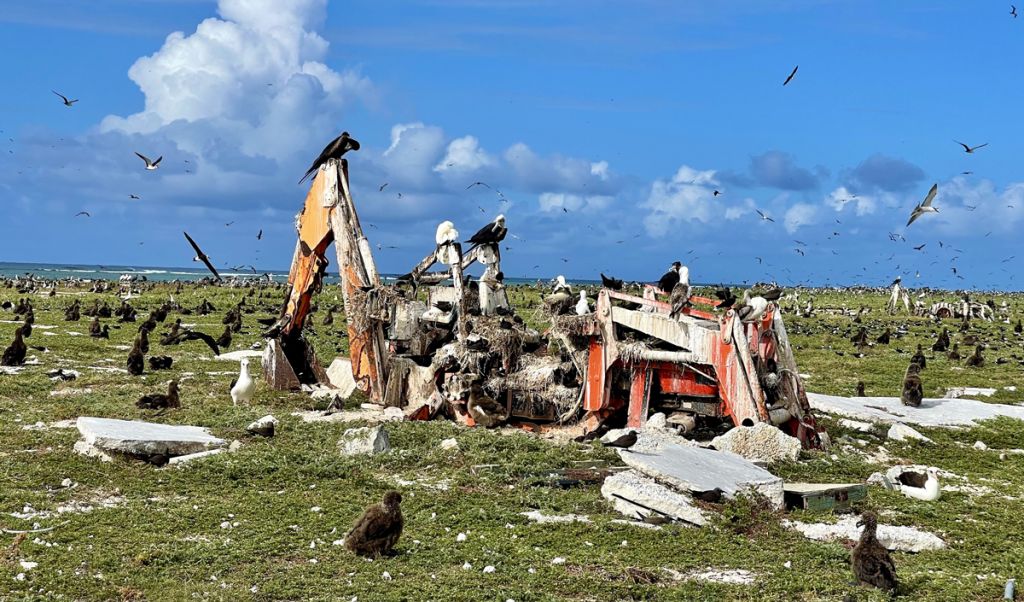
230 358 256 406
134 152 162 171
898 467 941 502
575 291 590 315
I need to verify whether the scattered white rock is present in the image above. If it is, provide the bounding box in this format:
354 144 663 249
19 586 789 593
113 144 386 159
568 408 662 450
383 406 405 421
783 517 946 552
246 415 278 437
483 565 495 573
973 440 988 451
710 423 801 463
551 557 566 565
519 511 591 524
337 426 390 456
682 568 756 585
645 412 668 430
169 449 225 467
325 357 358 399
19 561 37 571
439 438 459 451
887 423 932 443
838 419 876 433
945 387 996 399
456 532 467 542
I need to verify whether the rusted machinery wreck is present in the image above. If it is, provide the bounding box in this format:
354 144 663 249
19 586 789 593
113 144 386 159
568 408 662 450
262 157 825 448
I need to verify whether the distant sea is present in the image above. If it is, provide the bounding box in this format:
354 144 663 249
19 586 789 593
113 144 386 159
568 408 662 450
0 261 601 287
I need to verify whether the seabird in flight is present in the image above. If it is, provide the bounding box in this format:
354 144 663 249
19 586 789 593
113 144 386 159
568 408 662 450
183 231 221 281
954 140 988 154
782 65 799 86
906 183 939 227
755 209 775 223
74 211 90 217
135 152 162 170
298 131 360 184
52 91 78 107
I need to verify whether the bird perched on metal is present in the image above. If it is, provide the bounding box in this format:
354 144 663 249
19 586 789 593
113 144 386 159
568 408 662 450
669 280 691 319
851 511 898 592
1 326 27 366
136 380 180 410
298 131 360 184
656 261 683 294
465 214 507 249
134 152 162 170
575 291 591 316
901 362 923 408
735 290 770 323
183 231 221 281
468 382 507 428
344 491 404 557
600 273 624 290
906 183 939 227
604 430 638 449
713 286 737 309
230 358 256 406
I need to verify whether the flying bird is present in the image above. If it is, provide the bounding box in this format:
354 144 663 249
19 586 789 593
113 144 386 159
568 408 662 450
954 140 988 154
256 229 263 240
129 194 140 200
134 152 162 170
906 183 939 227
466 181 492 190
183 231 221 281
782 65 799 86
52 91 78 107
379 183 389 192
1013 4 1019 17
913 244 926 251
298 131 360 184
755 209 775 223
74 211 90 218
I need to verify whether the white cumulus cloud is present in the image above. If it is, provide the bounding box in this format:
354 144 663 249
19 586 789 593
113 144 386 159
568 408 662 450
783 202 819 234
434 135 495 173
641 165 719 237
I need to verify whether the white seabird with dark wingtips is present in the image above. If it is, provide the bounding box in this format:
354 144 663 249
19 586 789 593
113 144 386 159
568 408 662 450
906 183 939 227
135 152 162 171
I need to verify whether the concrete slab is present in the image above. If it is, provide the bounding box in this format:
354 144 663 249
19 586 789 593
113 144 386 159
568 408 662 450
325 357 357 399
616 437 785 509
76 417 225 458
217 350 263 362
601 469 708 526
783 516 946 552
169 448 225 467
808 392 1024 428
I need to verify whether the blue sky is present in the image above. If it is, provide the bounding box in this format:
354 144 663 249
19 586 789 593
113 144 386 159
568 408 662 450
1 0 1022 288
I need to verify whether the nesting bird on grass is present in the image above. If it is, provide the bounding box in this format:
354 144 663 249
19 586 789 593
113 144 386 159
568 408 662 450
136 380 180 411
856 381 866 397
932 328 950 352
901 362 923 408
126 335 145 376
898 467 941 501
230 358 256 406
1 326 27 366
851 511 898 593
148 356 173 370
344 491 404 557
216 325 232 350
966 344 985 367
910 344 927 369
947 343 962 361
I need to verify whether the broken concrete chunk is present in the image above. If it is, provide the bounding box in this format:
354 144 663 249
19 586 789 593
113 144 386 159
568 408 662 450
645 412 668 430
168 448 225 467
338 426 390 456
76 417 225 458
520 511 591 524
601 469 707 526
807 392 1024 428
383 407 405 422
325 357 358 399
246 415 278 437
618 437 785 509
887 423 932 443
710 423 801 463
783 517 946 552
944 387 996 399
838 419 876 433
973 440 988 451
73 440 113 462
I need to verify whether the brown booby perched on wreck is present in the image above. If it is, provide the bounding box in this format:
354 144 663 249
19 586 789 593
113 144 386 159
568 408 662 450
298 131 360 184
